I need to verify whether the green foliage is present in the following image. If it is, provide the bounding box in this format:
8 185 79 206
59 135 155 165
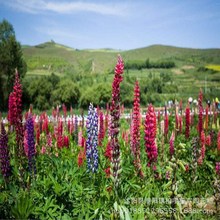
51 79 80 108
125 59 175 70
11 191 34 219
0 19 27 110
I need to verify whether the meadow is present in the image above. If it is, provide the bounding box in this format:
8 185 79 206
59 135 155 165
0 55 220 219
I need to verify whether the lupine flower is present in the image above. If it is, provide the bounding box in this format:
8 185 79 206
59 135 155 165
198 89 203 136
198 130 206 165
110 55 124 187
164 107 169 139
205 135 211 146
130 115 134 155
165 171 171 180
104 167 111 178
216 162 220 176
41 146 46 154
78 129 83 146
218 131 220 151
11 71 24 158
98 111 105 146
8 92 16 126
169 131 175 157
122 130 129 144
185 105 190 139
205 105 209 130
175 112 179 133
78 150 86 167
74 116 78 143
160 120 164 136
0 123 11 179
42 116 49 135
36 123 40 145
105 141 112 160
63 136 69 147
86 103 98 173
145 104 158 169
47 133 52 147
104 111 109 136
26 114 36 176
179 115 182 133
24 129 28 157
131 81 143 177
179 99 183 112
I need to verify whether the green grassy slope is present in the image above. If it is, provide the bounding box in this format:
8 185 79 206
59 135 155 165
22 41 220 101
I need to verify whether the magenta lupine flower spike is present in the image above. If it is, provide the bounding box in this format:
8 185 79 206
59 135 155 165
216 162 220 176
164 107 169 139
110 55 124 188
169 131 175 158
145 104 158 170
131 81 143 177
98 111 105 146
198 89 203 137
0 123 11 180
11 71 25 171
185 105 190 139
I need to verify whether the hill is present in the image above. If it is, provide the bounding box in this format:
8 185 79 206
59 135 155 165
21 41 220 109
22 41 220 74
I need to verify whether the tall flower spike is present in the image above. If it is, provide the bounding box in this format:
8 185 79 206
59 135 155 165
110 55 124 188
198 89 203 136
217 131 220 151
26 114 36 176
11 71 25 182
0 123 11 179
131 81 143 177
13 71 24 152
8 92 16 126
169 131 175 158
86 103 98 173
145 104 158 170
185 105 190 139
98 111 105 146
164 107 169 139
74 115 78 144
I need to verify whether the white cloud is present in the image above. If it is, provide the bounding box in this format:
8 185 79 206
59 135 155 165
1 0 129 16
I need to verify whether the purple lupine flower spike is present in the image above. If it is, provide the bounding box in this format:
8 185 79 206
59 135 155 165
0 122 11 179
26 114 36 176
86 103 98 173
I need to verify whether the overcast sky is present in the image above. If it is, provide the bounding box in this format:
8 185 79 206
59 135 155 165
0 0 219 50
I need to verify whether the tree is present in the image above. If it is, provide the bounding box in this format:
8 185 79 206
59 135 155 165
0 19 26 110
51 79 80 108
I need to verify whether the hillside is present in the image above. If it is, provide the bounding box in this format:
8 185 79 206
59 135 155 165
21 41 220 109
22 41 220 75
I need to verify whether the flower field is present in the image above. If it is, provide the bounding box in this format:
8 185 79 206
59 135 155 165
0 55 220 220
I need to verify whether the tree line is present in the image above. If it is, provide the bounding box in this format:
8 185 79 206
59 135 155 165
125 59 175 70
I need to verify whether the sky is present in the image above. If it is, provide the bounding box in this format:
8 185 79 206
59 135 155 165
0 0 219 50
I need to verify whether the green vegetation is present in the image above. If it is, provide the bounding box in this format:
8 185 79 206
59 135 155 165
20 42 220 110
1 19 220 111
0 19 26 110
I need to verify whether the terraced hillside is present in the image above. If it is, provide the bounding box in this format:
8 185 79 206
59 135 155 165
22 41 220 106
